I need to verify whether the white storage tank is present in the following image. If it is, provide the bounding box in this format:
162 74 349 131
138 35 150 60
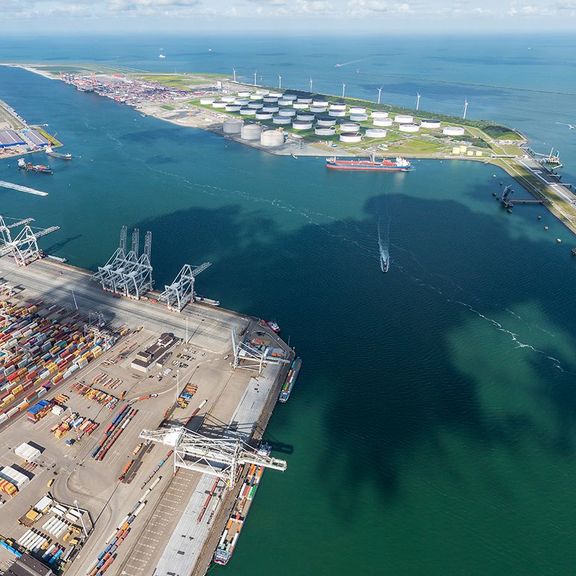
238 91 251 98
297 97 313 104
268 91 283 98
200 97 215 105
395 114 414 124
273 115 292 125
340 133 362 143
365 128 388 138
263 96 278 103
225 104 241 112
212 101 226 109
278 99 293 106
371 111 389 119
443 126 465 136
310 106 327 113
221 96 236 103
330 103 346 111
283 94 297 101
292 120 313 130
315 127 336 136
329 109 346 117
235 99 249 106
241 124 263 141
260 130 285 147
297 113 315 121
373 118 393 127
255 112 274 120
256 89 268 95
312 99 329 107
263 105 279 113
340 122 360 132
240 108 256 116
293 102 309 110
279 109 297 117
317 117 337 127
421 119 441 129
223 119 244 134
349 107 366 115
248 102 264 109
399 123 420 133
249 94 263 101
350 114 368 122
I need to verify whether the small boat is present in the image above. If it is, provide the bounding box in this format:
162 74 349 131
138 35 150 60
259 319 280 333
45 146 72 160
17 158 53 174
378 218 390 273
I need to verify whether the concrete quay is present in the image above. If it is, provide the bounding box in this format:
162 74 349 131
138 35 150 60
0 256 293 576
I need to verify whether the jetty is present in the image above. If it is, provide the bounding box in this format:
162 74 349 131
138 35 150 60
0 180 48 196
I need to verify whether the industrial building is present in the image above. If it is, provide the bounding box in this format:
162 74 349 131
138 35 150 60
130 332 179 372
0 130 25 148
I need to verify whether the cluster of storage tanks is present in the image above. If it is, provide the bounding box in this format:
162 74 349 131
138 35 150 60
205 89 467 146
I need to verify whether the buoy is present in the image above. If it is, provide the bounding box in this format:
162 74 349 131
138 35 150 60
537 215 542 220
544 226 549 230
557 238 562 243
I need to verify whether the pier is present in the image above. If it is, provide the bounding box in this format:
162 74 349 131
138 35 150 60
0 180 48 196
0 255 293 576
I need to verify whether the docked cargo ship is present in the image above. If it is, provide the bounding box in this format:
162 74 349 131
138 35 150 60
279 357 302 403
326 155 412 172
45 146 72 160
213 444 270 566
17 158 53 174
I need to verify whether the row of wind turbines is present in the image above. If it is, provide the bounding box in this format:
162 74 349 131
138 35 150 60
231 68 470 119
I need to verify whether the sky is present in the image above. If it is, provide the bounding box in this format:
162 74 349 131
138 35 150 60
1 0 576 34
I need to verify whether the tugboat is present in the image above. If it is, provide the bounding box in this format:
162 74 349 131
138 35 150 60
259 319 281 334
17 158 53 174
326 154 412 172
45 146 72 160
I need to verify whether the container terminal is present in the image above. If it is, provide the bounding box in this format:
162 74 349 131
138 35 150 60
0 222 296 576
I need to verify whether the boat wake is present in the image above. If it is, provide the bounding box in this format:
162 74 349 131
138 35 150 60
455 301 569 373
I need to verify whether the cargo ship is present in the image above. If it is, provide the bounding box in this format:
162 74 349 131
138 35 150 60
326 155 412 172
45 146 72 160
213 444 270 566
279 357 302 403
17 158 53 174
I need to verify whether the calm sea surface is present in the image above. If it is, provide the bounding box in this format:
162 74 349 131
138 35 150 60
1 35 576 575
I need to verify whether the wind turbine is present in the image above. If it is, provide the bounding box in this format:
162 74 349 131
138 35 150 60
342 83 346 99
278 74 282 89
309 77 313 92
377 87 382 105
253 71 257 86
232 68 236 82
416 92 421 111
463 98 469 120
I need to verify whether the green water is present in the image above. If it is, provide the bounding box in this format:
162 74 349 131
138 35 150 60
1 37 576 574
